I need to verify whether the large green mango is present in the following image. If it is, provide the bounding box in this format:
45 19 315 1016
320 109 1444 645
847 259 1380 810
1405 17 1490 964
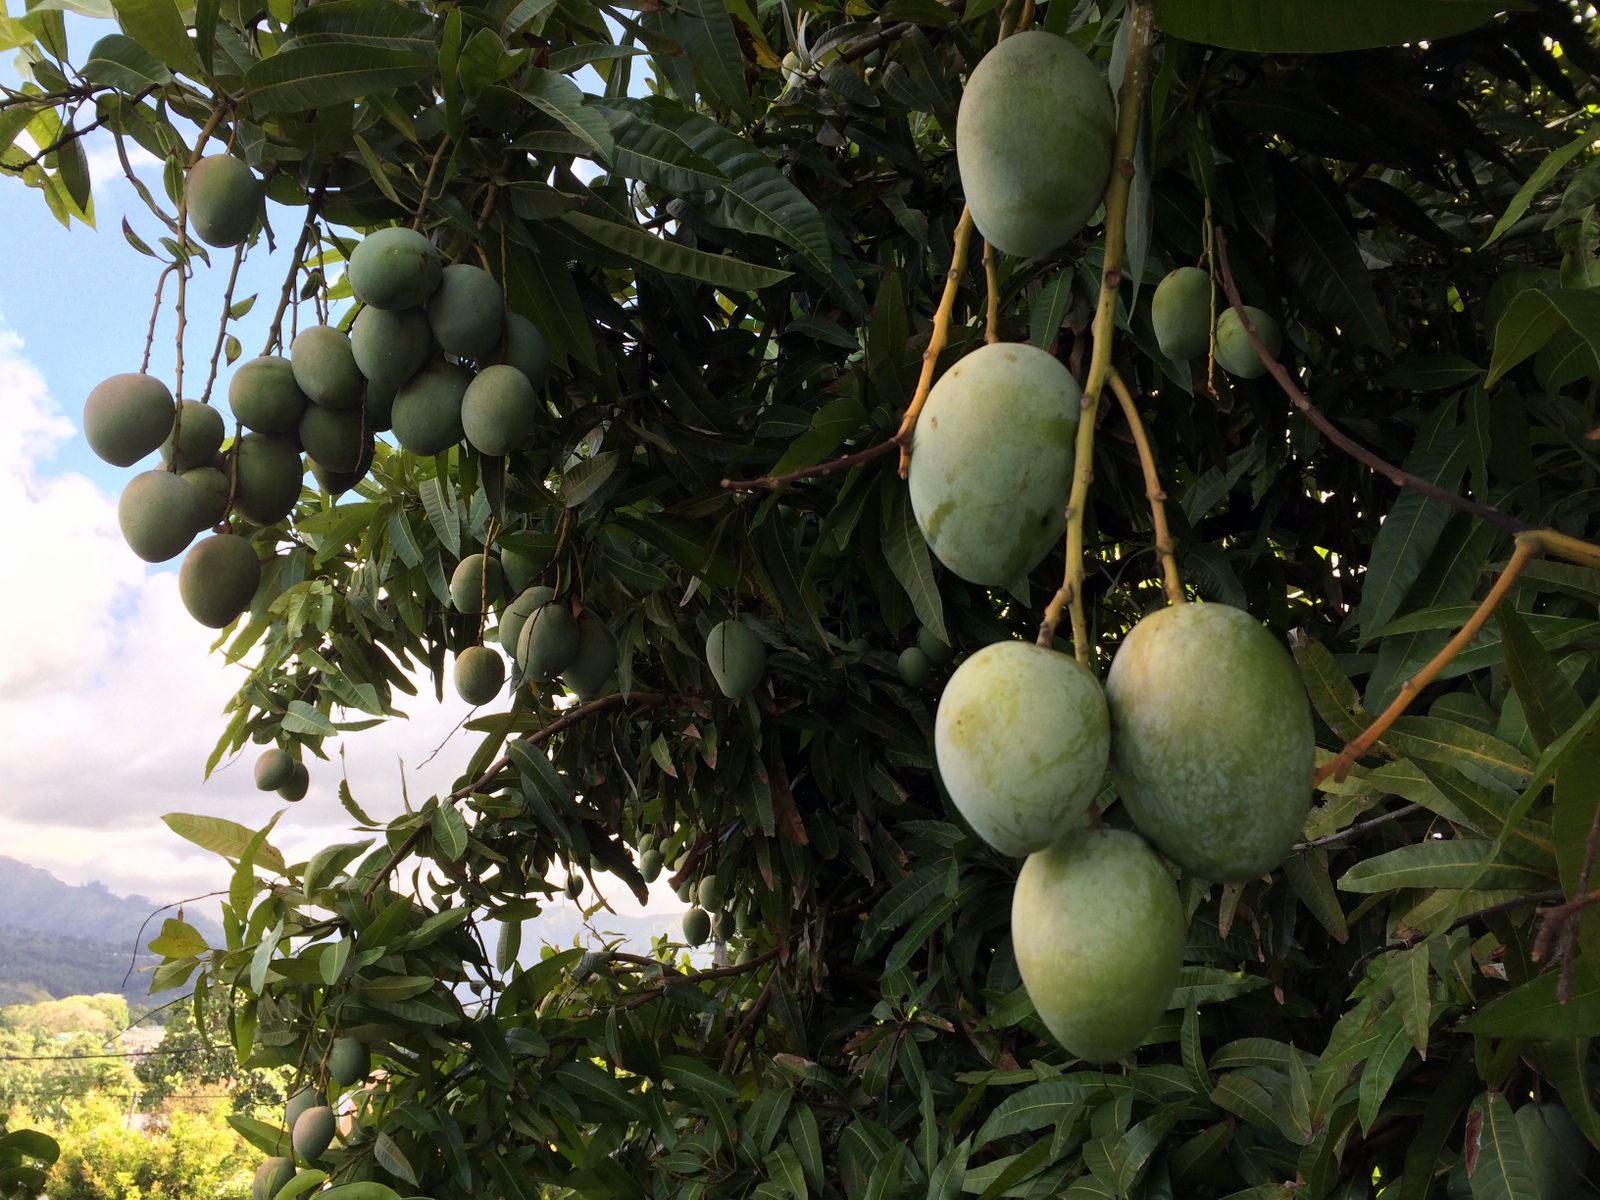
298 403 366 473
290 325 363 410
955 31 1115 258
935 641 1109 856
232 433 303 526
84 373 174 466
1013 828 1183 1062
462 364 538 456
119 469 203 562
1105 602 1313 882
392 360 470 456
455 645 506 706
348 227 442 310
1215 306 1280 379
160 400 225 470
186 155 260 248
427 264 504 360
351 306 431 389
230 357 307 435
179 533 260 628
1152 267 1212 362
908 342 1079 585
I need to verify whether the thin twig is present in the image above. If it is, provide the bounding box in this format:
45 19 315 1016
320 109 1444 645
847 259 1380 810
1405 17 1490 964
893 207 976 475
367 692 696 899
202 242 247 404
722 438 897 492
263 179 328 356
1107 367 1182 605
1213 226 1530 536
1038 0 1154 657
1316 539 1539 785
0 86 157 173
983 241 1000 345
1295 803 1423 851
1349 889 1564 977
141 265 177 374
412 137 451 230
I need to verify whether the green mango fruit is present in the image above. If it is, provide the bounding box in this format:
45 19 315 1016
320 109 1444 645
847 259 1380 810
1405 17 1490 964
252 1157 296 1200
955 31 1115 258
427 263 504 360
697 873 721 910
278 759 310 802
119 470 203 562
160 400 226 470
917 625 953 665
566 874 585 899
450 552 504 613
562 613 617 701
254 748 296 791
455 645 506 706
182 465 230 527
502 312 551 390
1215 306 1281 379
682 907 711 946
1152 267 1213 361
391 359 470 456
231 433 303 526
898 646 931 687
519 602 580 678
501 545 540 593
462 363 538 456
936 641 1109 856
365 381 395 433
285 1086 323 1133
500 586 554 657
351 306 432 390
298 403 366 474
1106 602 1313 882
348 227 442 310
291 325 364 410
84 373 175 466
908 342 1079 585
229 357 308 435
706 619 766 699
291 1105 336 1163
179 533 260 628
1013 828 1183 1062
186 155 261 248
640 849 663 883
327 1036 369 1086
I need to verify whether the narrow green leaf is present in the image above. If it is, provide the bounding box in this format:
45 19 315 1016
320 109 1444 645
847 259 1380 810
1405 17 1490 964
110 0 201 74
243 45 436 114
1483 126 1598 247
163 812 286 870
1155 0 1513 53
880 483 946 646
1274 160 1391 352
1294 642 1370 743
1467 1092 1539 1200
1337 838 1551 893
431 803 468 860
1465 961 1600 1039
562 210 789 289
663 1053 741 1100
83 32 172 89
1498 603 1585 749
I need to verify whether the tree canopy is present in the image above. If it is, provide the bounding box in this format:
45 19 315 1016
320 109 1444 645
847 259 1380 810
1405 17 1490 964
6 0 1600 1199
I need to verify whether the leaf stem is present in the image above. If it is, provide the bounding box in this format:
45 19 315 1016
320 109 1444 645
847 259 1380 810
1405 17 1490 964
1037 0 1154 657
1107 367 1181 605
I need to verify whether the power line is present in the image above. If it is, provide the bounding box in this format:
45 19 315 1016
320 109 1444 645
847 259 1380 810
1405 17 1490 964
0 1047 205 1062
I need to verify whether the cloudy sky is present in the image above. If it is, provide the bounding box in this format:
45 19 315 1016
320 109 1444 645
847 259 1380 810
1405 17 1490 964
0 41 675 946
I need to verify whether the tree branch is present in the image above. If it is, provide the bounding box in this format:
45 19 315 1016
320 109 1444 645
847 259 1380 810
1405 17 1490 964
1295 803 1423 851
722 438 897 492
1107 367 1182 605
1349 889 1564 977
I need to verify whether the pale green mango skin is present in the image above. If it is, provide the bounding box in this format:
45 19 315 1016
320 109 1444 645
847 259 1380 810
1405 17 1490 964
328 1036 369 1086
230 357 308 435
682 907 711 946
1152 267 1212 361
450 552 504 613
285 1086 323 1131
84 373 174 467
563 613 617 700
908 342 1079 586
348 227 442 311
706 619 766 698
161 400 226 470
351 306 431 390
955 31 1115 258
278 759 309 801
1517 1104 1588 1200
255 748 295 791
1013 828 1183 1062
1215 306 1281 379
898 646 931 687
935 641 1109 856
520 603 580 677
232 433 303 527
291 325 363 410
392 360 470 456
428 263 505 360
252 1157 296 1200
182 466 230 526
119 470 202 562
455 645 506 705
503 312 551 390
298 403 365 473
179 533 260 628
291 1105 336 1163
186 155 260 248
1106 603 1313 882
463 364 538 456
500 585 554 656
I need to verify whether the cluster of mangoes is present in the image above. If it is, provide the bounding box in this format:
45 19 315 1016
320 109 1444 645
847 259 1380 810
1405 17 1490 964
251 1037 371 1200
903 31 1315 1063
1150 265 1282 379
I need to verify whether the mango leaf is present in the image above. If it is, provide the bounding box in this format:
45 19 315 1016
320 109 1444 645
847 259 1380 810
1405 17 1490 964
1337 839 1551 893
974 1080 1085 1146
1154 0 1514 53
663 1054 741 1100
1483 125 1599 248
1498 603 1585 749
1294 641 1369 743
83 32 172 89
226 1114 288 1157
653 0 751 118
521 70 614 163
431 803 468 860
1273 159 1391 352
1467 1093 1539 1200
163 813 286 871
597 103 730 193
880 483 946 646
110 0 201 74
1486 287 1600 387
562 211 790 290
149 917 209 958
243 45 436 114
1465 961 1600 1040
1377 354 1484 392
1383 716 1534 790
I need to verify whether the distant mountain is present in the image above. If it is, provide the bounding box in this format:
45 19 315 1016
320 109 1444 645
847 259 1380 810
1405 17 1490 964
0 858 221 1008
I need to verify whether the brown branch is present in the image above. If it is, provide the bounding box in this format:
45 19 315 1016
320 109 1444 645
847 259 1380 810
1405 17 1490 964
722 438 897 492
1349 889 1564 977
722 968 778 1075
262 178 328 356
1316 539 1538 785
201 242 246 404
1212 226 1530 536
1295 803 1423 851
141 265 178 374
1107 367 1182 605
894 206 976 476
366 692 695 899
833 0 967 65
412 136 451 230
983 241 1000 345
0 87 157 173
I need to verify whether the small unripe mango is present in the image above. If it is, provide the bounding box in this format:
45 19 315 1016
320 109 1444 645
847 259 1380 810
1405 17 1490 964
500 586 554 657
562 613 616 701
277 759 310 801
351 306 431 390
182 465 231 527
706 620 765 699
519 602 580 677
231 433 303 526
392 360 469 456
254 748 296 791
449 552 504 613
230 357 308 435
1215 306 1281 379
462 364 538 456
897 647 931 687
682 907 711 946
502 312 550 390
161 400 226 470
298 404 366 474
291 325 363 410
455 645 506 706
291 1104 336 1163
327 1036 369 1086
427 264 504 360
252 1157 295 1200
1151 267 1212 362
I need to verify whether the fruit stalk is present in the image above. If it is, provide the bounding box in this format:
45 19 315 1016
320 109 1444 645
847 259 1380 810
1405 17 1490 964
1037 0 1154 655
983 240 1000 344
201 241 246 405
262 179 329 356
894 206 976 475
1107 367 1181 605
171 105 230 407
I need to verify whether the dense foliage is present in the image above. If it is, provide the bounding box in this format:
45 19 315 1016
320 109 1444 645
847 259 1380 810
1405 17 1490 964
7 0 1600 1198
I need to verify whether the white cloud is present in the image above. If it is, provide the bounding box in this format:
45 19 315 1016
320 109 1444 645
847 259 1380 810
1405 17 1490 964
0 327 685 944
